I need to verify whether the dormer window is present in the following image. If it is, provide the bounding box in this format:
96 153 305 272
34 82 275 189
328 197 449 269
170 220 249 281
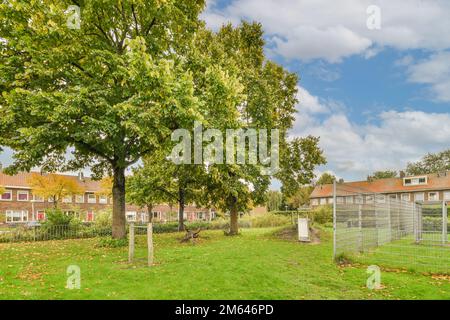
403 176 427 186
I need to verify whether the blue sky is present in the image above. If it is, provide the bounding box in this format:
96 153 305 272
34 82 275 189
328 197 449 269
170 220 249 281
203 0 450 181
1 0 450 184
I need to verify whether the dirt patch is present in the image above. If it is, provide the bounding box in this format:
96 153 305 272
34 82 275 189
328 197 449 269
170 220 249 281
275 226 321 244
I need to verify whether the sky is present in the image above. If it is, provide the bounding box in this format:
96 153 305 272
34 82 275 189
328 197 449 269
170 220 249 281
202 0 450 182
1 0 450 183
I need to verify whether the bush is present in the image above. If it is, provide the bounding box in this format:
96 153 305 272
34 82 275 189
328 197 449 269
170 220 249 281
242 213 291 228
311 206 332 224
93 209 112 229
96 237 128 248
42 208 72 227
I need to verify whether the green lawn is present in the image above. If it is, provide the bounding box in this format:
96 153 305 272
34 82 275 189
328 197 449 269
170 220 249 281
0 227 449 299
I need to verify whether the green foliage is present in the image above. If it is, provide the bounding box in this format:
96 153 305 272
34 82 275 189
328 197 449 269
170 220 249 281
266 190 283 211
316 173 336 186
42 209 72 227
311 206 333 224
367 170 397 181
93 209 113 229
406 149 450 175
287 186 314 209
96 237 128 248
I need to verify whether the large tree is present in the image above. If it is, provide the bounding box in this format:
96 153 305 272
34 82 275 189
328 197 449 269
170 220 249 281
193 23 325 235
0 0 243 238
406 149 450 175
315 172 336 186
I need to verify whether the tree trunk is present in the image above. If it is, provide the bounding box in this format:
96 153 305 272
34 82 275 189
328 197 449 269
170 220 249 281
229 199 239 236
178 188 185 231
147 204 153 223
112 167 126 239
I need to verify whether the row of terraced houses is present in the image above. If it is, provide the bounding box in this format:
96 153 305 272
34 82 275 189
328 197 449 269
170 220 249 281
0 171 217 224
310 171 450 206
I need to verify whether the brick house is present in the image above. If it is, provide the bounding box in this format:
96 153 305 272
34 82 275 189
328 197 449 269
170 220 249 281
0 171 216 224
310 171 450 206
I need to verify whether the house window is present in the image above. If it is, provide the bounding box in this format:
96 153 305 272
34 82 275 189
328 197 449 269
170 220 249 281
403 176 427 186
345 196 353 204
99 195 108 204
87 193 96 204
75 194 85 203
376 195 386 203
36 210 45 221
428 192 439 201
319 198 327 205
6 210 28 223
62 195 72 203
365 195 374 204
355 196 363 204
152 211 161 219
140 212 148 223
126 211 136 222
86 211 94 222
414 192 425 202
33 194 44 202
389 194 397 201
64 211 79 219
197 212 204 220
48 196 55 203
311 199 319 206
336 197 344 204
444 191 450 200
17 190 29 201
1 190 12 201
401 193 410 202
328 197 334 204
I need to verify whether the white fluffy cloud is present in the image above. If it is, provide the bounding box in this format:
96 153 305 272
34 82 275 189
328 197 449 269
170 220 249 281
291 87 450 180
405 51 450 102
203 0 450 62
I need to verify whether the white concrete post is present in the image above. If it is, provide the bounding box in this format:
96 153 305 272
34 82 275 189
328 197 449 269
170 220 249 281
332 180 337 260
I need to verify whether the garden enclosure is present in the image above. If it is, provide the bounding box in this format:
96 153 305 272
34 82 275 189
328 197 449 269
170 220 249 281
333 182 449 274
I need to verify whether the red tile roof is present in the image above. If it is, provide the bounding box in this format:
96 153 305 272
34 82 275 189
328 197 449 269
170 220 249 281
0 171 102 192
310 172 450 198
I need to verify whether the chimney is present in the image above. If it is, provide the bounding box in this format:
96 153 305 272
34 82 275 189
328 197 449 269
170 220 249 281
399 171 406 178
78 171 84 181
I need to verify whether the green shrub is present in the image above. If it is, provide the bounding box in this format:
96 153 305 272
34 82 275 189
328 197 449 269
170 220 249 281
311 206 332 224
93 209 112 229
42 208 72 227
96 237 128 248
242 213 291 228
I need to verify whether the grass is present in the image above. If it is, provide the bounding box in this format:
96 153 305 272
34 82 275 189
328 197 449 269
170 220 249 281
0 227 449 299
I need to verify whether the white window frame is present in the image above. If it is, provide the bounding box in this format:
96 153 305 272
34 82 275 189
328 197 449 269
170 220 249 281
126 211 137 222
365 195 374 204
33 194 44 202
355 196 363 204
17 190 29 202
311 199 319 206
336 197 344 204
345 196 353 204
414 192 425 202
6 210 28 223
87 193 96 204
428 192 439 201
376 195 386 203
401 193 410 202
319 198 327 205
99 195 108 204
62 195 72 203
403 176 427 186
388 194 397 201
36 210 46 221
444 191 450 201
75 194 85 204
0 189 13 201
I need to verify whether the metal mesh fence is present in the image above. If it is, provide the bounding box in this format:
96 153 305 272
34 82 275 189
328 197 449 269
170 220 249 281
333 182 449 274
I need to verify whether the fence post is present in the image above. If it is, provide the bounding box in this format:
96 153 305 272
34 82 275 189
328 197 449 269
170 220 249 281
147 223 154 267
358 204 363 252
387 198 392 242
443 200 448 245
332 180 337 261
128 223 135 263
